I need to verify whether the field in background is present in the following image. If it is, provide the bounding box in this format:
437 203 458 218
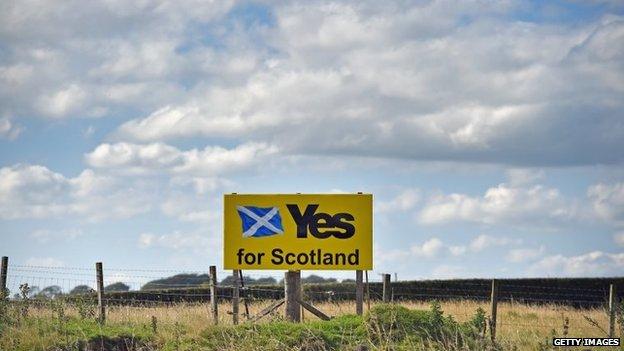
1 299 621 350
1 262 622 350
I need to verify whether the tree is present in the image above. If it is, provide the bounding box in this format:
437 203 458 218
141 274 210 291
70 285 94 295
25 285 40 298
104 282 130 292
220 275 257 286
36 285 63 299
302 275 337 284
252 277 277 285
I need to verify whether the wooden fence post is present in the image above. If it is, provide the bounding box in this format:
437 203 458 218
1 256 8 298
285 271 301 322
382 274 391 303
232 270 239 325
95 262 105 324
209 266 218 325
490 279 498 342
609 284 616 338
356 270 363 315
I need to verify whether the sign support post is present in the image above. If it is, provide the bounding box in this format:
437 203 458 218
232 270 240 325
224 193 373 323
239 270 250 320
284 270 301 322
356 270 363 315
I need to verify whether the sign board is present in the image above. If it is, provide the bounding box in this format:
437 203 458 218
223 193 372 270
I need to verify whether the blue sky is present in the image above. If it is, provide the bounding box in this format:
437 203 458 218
1 0 624 289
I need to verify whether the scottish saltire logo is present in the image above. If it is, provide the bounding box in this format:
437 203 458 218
237 206 284 238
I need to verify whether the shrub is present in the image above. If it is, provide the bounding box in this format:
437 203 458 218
366 302 490 349
198 315 366 350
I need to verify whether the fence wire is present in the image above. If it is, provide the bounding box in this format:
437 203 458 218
1 263 621 337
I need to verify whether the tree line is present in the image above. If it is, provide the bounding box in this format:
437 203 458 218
11 274 341 299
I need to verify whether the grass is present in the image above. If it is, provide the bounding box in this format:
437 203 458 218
0 298 621 350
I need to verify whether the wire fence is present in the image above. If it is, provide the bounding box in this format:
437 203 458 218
1 260 621 339
2 264 621 305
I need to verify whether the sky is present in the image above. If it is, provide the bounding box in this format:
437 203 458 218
1 0 624 289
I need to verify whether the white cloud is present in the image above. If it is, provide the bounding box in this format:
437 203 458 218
410 237 444 258
85 142 278 176
169 176 235 195
588 182 624 224
418 183 577 226
0 63 33 85
160 193 220 223
0 0 237 120
376 189 420 213
614 232 624 247
25 257 65 268
448 234 521 256
0 1 621 166
37 84 87 117
136 230 219 254
138 233 155 249
107 3 624 167
431 265 464 279
31 228 83 244
85 142 184 171
375 247 411 264
0 164 152 221
506 168 545 186
448 246 467 256
469 234 520 251
530 251 624 276
506 246 546 263
0 117 22 140
381 233 522 262
83 125 95 138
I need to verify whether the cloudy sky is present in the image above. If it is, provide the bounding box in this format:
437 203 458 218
1 0 624 285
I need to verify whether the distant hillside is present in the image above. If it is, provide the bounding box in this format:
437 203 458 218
109 276 624 307
139 273 338 290
141 274 210 290
140 273 280 290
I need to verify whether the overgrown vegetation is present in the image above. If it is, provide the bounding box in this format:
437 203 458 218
0 299 490 351
0 298 621 351
365 303 489 350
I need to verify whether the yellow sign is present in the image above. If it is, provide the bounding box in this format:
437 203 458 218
224 194 372 270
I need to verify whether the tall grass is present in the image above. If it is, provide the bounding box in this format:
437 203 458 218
0 298 620 350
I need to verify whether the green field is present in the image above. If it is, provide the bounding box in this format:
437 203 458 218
1 298 622 351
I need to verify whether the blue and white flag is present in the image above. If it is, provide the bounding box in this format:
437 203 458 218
237 206 284 238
